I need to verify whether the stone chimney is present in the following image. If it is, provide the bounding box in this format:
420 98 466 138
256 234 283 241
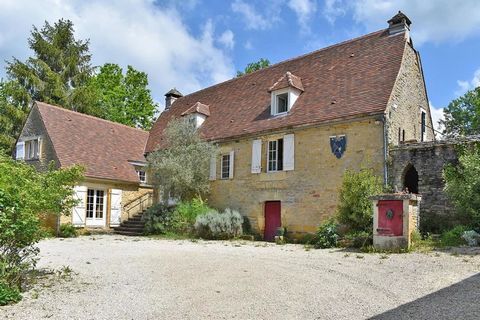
387 11 411 36
164 88 183 110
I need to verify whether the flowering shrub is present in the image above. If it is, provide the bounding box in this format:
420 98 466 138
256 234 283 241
194 208 243 240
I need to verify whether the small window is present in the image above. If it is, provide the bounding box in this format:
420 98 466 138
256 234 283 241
421 110 426 141
221 154 230 179
25 139 39 160
267 138 283 172
276 93 288 114
137 170 146 183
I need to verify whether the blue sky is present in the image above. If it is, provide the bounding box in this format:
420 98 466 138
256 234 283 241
1 0 480 131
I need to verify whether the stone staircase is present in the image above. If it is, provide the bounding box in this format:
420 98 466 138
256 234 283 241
113 212 146 236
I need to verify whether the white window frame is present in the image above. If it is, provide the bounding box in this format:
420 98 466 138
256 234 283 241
136 170 146 183
24 137 40 160
270 88 301 116
221 154 230 179
420 108 427 142
267 138 283 172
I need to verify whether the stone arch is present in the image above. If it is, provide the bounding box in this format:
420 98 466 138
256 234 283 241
402 163 419 194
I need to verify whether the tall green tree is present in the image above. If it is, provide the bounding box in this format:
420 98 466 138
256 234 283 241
6 19 96 114
88 63 157 129
0 81 30 155
236 58 270 77
441 87 480 137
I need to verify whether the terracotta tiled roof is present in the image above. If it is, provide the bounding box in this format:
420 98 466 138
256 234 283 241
35 102 148 183
146 29 407 152
268 72 304 92
181 102 211 117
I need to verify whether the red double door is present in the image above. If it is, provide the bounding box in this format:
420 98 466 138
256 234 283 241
264 201 281 241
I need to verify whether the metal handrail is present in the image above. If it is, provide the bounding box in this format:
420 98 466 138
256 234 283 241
124 192 153 219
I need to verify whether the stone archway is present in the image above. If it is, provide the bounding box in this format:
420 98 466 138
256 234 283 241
402 164 419 194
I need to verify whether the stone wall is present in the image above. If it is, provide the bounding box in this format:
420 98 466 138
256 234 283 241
18 105 60 171
389 138 480 232
385 40 434 145
209 117 385 236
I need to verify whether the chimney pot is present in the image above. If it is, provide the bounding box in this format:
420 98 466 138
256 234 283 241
164 88 183 110
387 11 412 36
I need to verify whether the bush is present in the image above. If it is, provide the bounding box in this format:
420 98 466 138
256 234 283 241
344 231 373 248
312 219 339 249
143 203 179 235
0 283 21 306
336 168 383 233
194 208 243 240
444 146 480 228
59 223 77 238
175 197 212 225
462 230 480 246
0 190 40 289
441 226 467 247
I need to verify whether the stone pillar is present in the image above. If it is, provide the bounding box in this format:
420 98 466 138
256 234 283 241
371 194 421 250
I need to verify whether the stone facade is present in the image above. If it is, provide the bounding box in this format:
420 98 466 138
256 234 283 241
388 139 477 232
18 106 60 171
209 117 385 236
385 39 434 145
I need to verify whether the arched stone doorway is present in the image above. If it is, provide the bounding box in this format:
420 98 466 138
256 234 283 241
403 164 419 194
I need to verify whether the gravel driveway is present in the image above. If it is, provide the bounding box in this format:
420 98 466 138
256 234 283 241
1 235 480 320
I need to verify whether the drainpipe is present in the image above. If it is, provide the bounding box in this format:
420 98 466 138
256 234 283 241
382 114 389 188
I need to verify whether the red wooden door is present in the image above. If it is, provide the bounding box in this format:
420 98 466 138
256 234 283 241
264 201 281 241
377 200 403 236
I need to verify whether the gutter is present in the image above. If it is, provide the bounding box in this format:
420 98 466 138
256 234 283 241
382 113 389 187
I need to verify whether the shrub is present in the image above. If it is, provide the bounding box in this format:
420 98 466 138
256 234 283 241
441 226 467 247
59 223 77 238
194 208 243 240
444 145 480 228
175 197 212 224
336 168 383 233
143 203 180 235
0 283 21 306
462 230 480 246
312 219 339 249
344 231 373 248
0 190 40 289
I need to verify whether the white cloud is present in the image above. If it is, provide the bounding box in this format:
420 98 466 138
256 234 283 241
288 0 317 34
455 67 480 96
218 29 235 50
429 102 445 139
0 0 235 110
351 0 480 45
323 0 346 24
231 0 285 31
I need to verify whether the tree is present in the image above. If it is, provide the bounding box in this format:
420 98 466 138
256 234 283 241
236 58 270 77
336 168 383 233
147 118 217 201
441 87 480 137
88 63 158 129
0 81 30 155
443 144 480 229
0 154 83 294
6 19 96 114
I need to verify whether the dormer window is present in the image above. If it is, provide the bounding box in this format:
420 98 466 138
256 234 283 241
268 71 304 116
276 93 288 114
181 102 210 128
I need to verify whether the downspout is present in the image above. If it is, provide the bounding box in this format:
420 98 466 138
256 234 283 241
382 113 389 188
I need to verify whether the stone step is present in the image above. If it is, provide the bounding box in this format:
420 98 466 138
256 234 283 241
113 229 143 236
122 220 145 226
114 226 144 233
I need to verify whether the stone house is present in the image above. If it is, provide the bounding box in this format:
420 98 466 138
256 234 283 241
15 101 153 229
146 12 435 240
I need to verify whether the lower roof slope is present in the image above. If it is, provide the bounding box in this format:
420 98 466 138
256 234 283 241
146 29 407 153
36 102 148 183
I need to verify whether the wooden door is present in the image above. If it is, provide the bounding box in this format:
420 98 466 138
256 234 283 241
264 201 281 241
377 200 403 236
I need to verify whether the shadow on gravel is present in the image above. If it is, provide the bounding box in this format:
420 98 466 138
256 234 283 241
369 273 480 320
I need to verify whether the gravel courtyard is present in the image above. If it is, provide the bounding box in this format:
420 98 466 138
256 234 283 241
1 235 480 320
